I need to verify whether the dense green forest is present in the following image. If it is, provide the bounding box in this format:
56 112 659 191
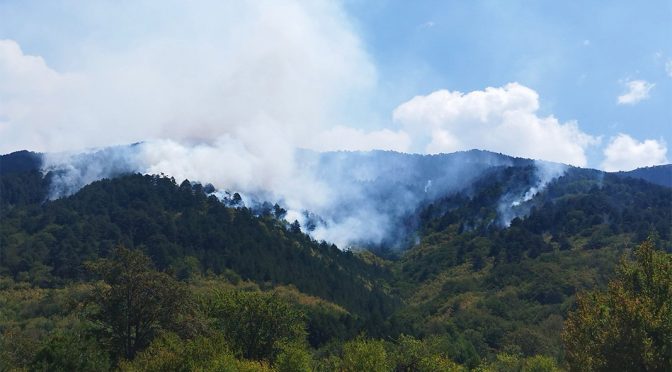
614 164 672 188
1 152 671 371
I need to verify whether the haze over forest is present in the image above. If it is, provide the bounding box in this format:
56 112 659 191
0 1 671 371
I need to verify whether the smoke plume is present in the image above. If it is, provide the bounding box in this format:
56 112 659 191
497 160 568 226
43 144 553 249
3 1 584 248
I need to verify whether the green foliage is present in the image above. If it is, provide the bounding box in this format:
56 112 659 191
0 165 48 211
30 330 110 372
391 166 672 362
563 239 672 371
119 331 274 371
274 342 313 372
0 280 100 370
0 323 111 371
2 159 671 369
87 246 189 359
0 327 43 370
615 164 672 188
340 337 391 372
418 355 466 371
119 332 239 372
475 353 561 372
391 334 467 372
171 256 201 281
392 245 621 362
522 355 564 372
202 289 307 361
0 173 396 319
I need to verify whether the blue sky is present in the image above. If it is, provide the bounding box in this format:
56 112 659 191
0 0 670 170
344 0 672 165
353 1 672 127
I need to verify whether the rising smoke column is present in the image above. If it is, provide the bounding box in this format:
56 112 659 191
497 160 568 226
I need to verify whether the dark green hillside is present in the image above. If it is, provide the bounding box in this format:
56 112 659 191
0 151 48 209
613 164 672 188
0 173 395 319
391 166 671 360
0 150 42 174
523 171 671 245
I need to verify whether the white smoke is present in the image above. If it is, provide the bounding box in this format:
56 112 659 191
0 1 379 154
497 160 568 226
43 145 537 249
42 144 144 199
2 1 589 248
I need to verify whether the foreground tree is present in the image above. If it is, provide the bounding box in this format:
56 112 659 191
563 239 672 371
87 246 188 359
340 337 391 372
204 289 307 361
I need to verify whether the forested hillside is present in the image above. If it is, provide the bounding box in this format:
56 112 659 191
613 164 672 188
1 151 671 371
391 165 671 363
0 173 395 320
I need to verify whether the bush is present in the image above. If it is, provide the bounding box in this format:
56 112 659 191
274 342 312 372
31 330 111 372
341 337 391 372
204 289 307 360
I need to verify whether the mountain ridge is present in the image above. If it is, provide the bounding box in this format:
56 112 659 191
3 147 670 186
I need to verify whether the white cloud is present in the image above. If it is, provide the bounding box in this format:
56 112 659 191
392 82 598 166
601 134 668 171
0 0 376 154
0 40 83 150
617 79 655 105
666 59 672 78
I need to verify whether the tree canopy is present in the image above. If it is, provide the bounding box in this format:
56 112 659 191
563 239 672 371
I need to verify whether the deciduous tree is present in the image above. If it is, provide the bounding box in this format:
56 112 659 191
563 239 672 371
87 246 188 359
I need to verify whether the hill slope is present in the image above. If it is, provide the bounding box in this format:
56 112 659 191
390 165 671 358
0 173 396 320
613 164 672 188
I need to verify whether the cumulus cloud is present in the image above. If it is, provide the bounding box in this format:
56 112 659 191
666 59 672 78
0 3 607 170
392 83 598 166
0 40 83 150
601 134 668 171
0 0 376 154
617 79 655 105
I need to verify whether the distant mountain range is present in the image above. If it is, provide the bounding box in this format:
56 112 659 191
3 148 670 187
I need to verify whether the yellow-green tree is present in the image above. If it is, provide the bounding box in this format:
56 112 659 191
563 239 672 371
87 246 188 359
341 337 391 372
204 289 307 361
